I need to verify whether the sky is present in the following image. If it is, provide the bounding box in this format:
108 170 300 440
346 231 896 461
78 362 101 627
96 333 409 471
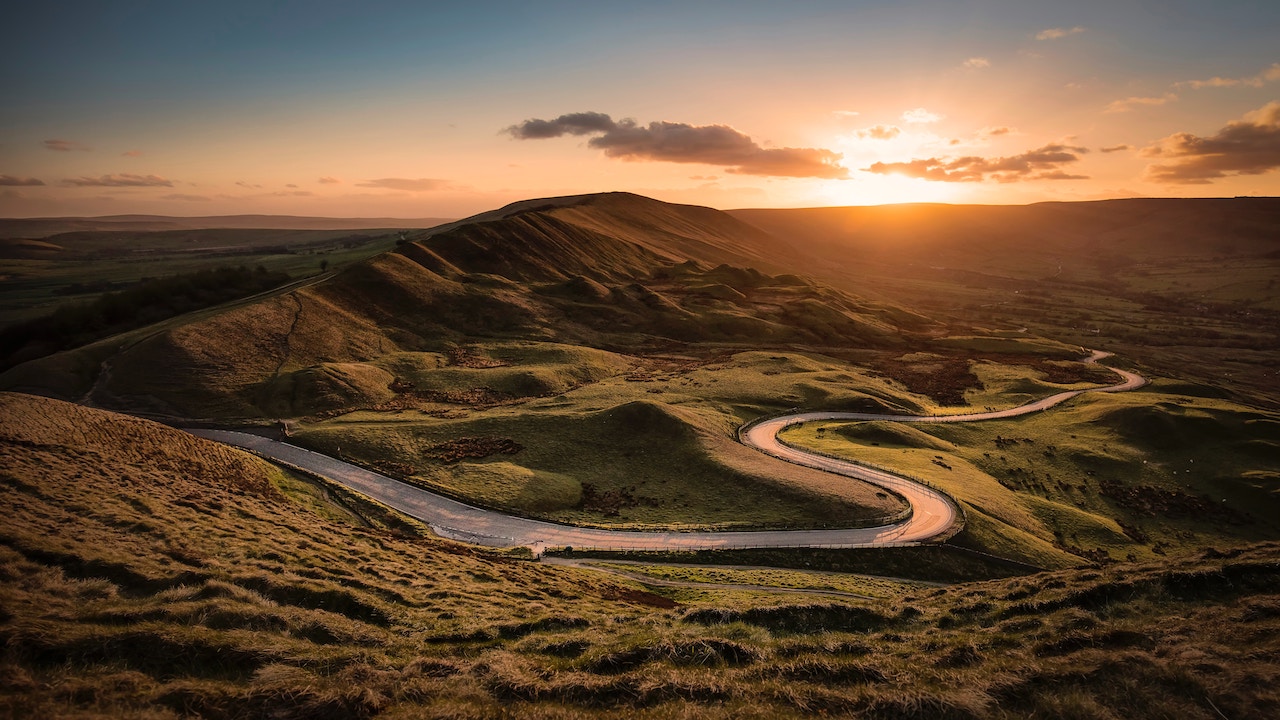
2 0 1279 218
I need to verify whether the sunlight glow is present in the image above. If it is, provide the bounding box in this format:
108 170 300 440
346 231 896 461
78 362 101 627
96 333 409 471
818 175 962 206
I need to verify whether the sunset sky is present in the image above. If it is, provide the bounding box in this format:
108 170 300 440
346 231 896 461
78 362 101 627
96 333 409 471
3 0 1279 218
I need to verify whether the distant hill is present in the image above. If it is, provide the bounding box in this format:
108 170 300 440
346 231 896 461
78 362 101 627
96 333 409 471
731 197 1280 272
0 214 455 238
1 192 931 418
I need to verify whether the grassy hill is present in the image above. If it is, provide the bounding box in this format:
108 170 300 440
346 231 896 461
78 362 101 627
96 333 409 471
3 392 1278 719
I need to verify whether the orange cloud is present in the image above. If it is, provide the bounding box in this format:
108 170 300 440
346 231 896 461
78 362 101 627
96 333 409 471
858 125 901 140
122 150 143 157
43 139 91 152
356 178 452 191
0 175 45 186
963 57 990 69
161 193 211 201
1178 62 1280 90
1105 93 1177 113
60 173 173 187
864 143 1089 183
506 112 848 179
1143 101 1280 184
318 176 341 184
1036 26 1085 40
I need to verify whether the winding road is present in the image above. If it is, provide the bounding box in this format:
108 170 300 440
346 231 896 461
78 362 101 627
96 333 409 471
192 350 1145 553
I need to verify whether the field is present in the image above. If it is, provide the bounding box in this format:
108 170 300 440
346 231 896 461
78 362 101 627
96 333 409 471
4 392 1279 719
0 227 414 325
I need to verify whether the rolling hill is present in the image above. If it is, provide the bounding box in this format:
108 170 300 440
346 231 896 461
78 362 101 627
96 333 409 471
1 192 932 420
3 391 1278 719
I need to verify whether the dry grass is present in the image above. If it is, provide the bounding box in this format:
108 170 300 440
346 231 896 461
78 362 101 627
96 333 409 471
2 392 1278 719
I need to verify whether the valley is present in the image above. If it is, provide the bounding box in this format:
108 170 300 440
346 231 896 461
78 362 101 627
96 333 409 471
2 192 1278 718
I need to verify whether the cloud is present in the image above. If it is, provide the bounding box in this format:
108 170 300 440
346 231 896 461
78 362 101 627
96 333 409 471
1142 101 1280 184
318 176 341 184
0 175 45 186
901 108 943 124
1105 93 1177 113
963 57 990 69
858 124 902 140
1178 62 1280 90
356 178 452 191
863 142 1090 183
982 126 1014 137
43 139 91 152
160 193 211 201
60 173 173 187
1036 26 1085 40
832 110 861 117
505 111 617 140
236 181 263 189
121 149 144 157
285 183 298 188
505 112 848 178
1100 144 1132 153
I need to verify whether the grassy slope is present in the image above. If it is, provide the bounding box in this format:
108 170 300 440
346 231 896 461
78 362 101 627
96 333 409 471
3 393 1279 719
781 381 1280 568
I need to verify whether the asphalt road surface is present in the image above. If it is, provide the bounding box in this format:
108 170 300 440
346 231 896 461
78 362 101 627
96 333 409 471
191 350 1144 552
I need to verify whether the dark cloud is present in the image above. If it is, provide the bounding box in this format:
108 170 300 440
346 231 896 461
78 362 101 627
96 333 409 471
1099 144 1132 153
236 181 263 189
1142 101 1280 184
356 178 451 191
43 139 91 152
983 127 1013 137
0 175 45 186
863 143 1089 183
505 112 848 178
505 111 617 139
60 173 173 187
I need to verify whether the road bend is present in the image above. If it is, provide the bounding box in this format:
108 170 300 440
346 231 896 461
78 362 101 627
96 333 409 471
191 350 1144 552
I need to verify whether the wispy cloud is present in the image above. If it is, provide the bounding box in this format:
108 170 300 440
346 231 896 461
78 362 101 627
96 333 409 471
160 193 211 201
60 173 173 187
235 181 263 189
1143 101 1280 184
963 57 990 69
505 112 848 178
1036 26 1085 41
832 110 861 117
1177 62 1280 89
1100 144 1132 153
863 143 1089 183
318 176 341 184
43 139 91 152
356 178 452 191
1105 93 1177 113
901 108 943 124
121 149 143 157
0 175 45 186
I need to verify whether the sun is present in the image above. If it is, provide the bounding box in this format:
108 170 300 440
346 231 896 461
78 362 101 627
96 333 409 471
817 174 963 206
